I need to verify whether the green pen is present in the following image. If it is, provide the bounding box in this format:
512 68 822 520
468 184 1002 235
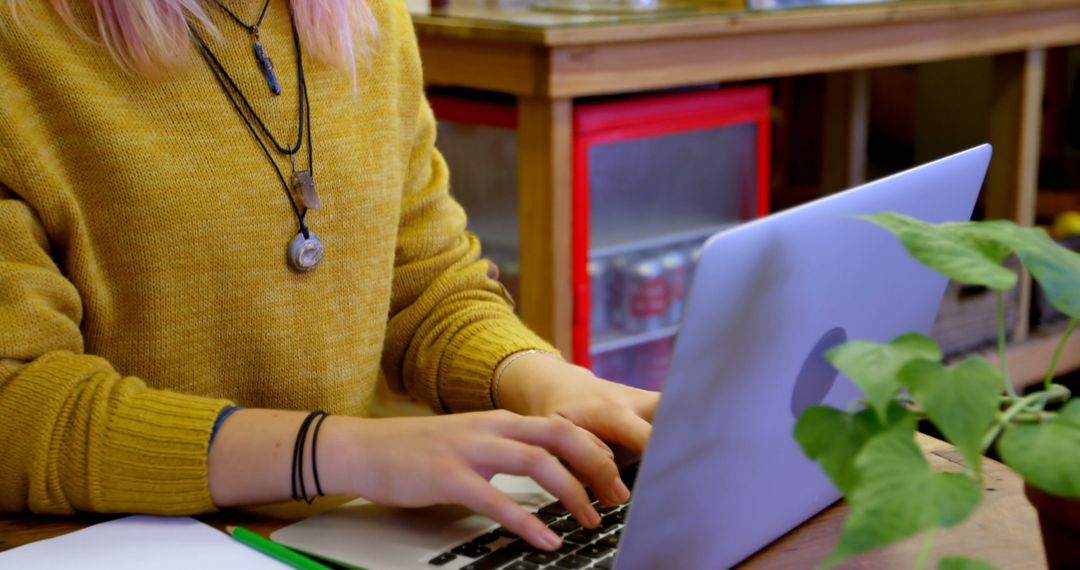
227 526 334 570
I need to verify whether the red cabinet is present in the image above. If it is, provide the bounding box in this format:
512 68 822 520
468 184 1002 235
432 86 771 389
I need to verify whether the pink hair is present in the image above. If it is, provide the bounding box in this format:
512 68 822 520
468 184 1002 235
40 0 377 78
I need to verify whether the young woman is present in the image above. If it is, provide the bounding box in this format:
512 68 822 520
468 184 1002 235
0 0 658 551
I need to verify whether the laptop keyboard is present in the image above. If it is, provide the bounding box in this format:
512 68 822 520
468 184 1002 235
427 464 638 570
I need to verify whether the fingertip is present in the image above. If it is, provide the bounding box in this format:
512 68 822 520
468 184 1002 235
613 477 630 502
535 527 562 551
586 504 601 528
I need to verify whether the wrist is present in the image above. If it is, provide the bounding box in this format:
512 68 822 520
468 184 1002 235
491 350 555 409
316 415 368 497
495 352 594 416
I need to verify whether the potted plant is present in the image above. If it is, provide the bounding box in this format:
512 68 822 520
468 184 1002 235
793 213 1080 569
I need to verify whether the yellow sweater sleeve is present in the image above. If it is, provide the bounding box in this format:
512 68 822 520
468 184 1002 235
0 182 231 515
380 5 558 412
381 98 559 413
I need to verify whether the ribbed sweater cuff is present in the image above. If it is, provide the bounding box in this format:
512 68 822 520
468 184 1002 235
439 321 560 413
93 390 233 515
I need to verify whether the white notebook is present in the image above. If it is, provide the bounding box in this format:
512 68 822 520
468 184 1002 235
0 515 289 569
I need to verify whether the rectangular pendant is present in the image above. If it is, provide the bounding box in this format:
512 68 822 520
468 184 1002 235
253 39 281 96
291 170 320 210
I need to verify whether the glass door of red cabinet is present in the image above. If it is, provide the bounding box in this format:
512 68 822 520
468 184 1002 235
573 87 772 391
428 91 523 302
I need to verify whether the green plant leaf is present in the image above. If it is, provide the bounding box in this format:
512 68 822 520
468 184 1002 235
938 556 999 570
824 426 981 567
795 406 867 495
899 357 1002 472
997 225 1080 320
998 400 1080 498
794 403 915 495
860 214 1018 290
940 220 1017 265
826 333 941 420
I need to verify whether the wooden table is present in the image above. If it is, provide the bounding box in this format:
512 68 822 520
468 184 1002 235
411 0 1080 384
0 435 1046 568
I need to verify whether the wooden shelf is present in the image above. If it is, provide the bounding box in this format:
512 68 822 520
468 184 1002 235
1035 188 1080 220
971 321 1080 391
590 324 679 355
589 221 733 260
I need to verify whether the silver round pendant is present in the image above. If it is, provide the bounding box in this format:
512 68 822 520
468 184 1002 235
289 231 324 272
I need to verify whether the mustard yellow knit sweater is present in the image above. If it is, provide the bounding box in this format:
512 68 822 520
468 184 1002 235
0 1 554 516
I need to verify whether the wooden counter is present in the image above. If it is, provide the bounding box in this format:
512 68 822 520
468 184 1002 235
0 434 1046 568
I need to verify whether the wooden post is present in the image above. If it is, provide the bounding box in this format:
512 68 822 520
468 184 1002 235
987 48 1046 343
516 96 574 355
821 69 870 194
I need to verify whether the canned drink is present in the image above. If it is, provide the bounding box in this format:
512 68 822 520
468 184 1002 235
588 257 609 336
659 248 690 326
621 254 670 333
632 338 673 391
608 254 630 330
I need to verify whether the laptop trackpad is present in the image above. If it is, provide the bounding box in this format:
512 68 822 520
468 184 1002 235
271 475 555 570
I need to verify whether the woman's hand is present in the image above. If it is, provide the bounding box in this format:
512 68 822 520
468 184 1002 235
209 408 626 551
208 355 657 551
494 352 661 478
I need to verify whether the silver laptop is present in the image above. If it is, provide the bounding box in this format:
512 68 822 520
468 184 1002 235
270 145 992 570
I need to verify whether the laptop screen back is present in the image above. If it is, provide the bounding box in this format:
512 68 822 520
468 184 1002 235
615 145 992 569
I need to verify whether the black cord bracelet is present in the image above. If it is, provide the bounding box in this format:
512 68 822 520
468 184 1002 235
291 410 330 504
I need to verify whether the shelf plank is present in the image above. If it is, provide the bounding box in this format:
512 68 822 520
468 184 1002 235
590 324 680 355
973 323 1080 391
589 222 730 260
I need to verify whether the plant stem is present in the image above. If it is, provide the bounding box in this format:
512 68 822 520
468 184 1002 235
980 384 1071 451
914 528 935 570
1013 411 1056 422
996 290 1017 399
1042 319 1078 391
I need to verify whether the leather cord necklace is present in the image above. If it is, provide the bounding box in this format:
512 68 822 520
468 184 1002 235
211 0 281 95
189 14 324 272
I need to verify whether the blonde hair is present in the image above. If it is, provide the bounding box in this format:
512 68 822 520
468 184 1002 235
28 0 377 78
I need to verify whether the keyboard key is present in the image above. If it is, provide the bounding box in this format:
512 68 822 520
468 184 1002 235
525 551 560 565
595 556 616 569
581 524 607 535
471 531 501 545
504 540 532 554
549 519 581 534
575 544 613 558
601 512 626 527
564 530 594 544
428 552 457 566
451 543 492 558
555 554 592 569
534 512 558 524
461 549 518 570
598 534 621 548
496 526 519 539
506 562 540 570
539 501 569 516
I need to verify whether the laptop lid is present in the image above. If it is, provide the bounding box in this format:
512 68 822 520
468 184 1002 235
614 145 992 569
